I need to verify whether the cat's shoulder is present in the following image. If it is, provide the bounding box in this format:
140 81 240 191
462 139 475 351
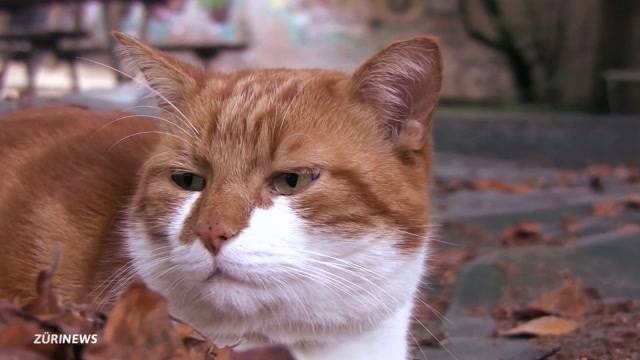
0 106 160 154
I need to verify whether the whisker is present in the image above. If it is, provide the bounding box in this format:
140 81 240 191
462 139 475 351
79 57 200 136
276 252 457 357
108 131 188 151
95 114 196 141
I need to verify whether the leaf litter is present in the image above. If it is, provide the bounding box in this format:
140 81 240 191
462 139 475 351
0 249 294 360
494 272 640 357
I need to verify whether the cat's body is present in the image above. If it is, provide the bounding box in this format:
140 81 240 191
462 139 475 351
0 107 157 303
0 33 441 359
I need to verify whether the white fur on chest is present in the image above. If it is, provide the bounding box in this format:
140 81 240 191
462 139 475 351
124 196 428 359
292 301 414 360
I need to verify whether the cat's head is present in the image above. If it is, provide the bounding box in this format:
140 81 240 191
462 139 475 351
115 32 441 340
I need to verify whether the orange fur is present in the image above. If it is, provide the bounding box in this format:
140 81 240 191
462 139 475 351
0 107 159 303
0 34 442 313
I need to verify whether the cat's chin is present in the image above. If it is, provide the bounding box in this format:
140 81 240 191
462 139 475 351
203 267 268 289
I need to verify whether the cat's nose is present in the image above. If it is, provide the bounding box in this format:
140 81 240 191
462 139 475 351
197 222 238 256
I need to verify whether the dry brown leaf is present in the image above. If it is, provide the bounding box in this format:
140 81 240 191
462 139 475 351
470 179 533 194
625 167 640 183
624 194 640 210
587 165 613 177
556 171 574 187
613 223 640 236
0 257 297 360
561 216 581 234
22 245 62 316
498 316 579 337
511 307 551 321
86 282 176 359
612 165 640 183
502 222 543 245
527 279 592 318
0 323 55 356
592 201 624 217
502 183 534 194
0 347 49 360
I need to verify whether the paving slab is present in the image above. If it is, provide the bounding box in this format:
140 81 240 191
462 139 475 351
419 229 640 359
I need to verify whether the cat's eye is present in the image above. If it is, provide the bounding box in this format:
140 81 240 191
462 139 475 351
171 172 206 191
271 170 319 195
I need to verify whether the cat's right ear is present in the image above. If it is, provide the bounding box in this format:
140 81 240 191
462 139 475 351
112 31 204 112
351 37 442 152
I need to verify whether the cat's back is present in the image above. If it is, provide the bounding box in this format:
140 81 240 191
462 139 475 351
0 106 159 302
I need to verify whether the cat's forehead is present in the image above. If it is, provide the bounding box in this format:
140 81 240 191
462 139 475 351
188 69 369 163
204 69 347 120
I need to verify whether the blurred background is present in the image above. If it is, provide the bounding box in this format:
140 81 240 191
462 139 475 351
1 0 638 113
1 1 639 359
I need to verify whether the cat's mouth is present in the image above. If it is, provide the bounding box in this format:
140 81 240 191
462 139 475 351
205 266 249 285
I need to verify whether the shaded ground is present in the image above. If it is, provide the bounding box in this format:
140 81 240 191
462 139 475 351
413 154 640 359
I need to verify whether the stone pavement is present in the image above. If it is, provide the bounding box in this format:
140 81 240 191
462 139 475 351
415 154 640 359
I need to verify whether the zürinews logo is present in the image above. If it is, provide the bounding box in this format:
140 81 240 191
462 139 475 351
34 332 98 345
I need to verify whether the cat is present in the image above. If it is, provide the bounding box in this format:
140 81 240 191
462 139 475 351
0 32 441 359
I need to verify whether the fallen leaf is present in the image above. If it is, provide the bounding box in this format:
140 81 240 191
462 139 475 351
512 307 552 321
0 250 300 360
587 165 613 178
86 282 176 359
0 347 48 360
502 222 543 245
463 306 488 317
592 201 624 217
556 171 574 187
498 316 578 337
613 224 640 236
527 279 591 318
612 165 640 184
470 179 533 194
22 245 62 316
624 194 640 210
0 323 57 357
561 216 581 234
625 167 640 183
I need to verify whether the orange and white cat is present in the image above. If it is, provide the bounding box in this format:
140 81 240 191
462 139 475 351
0 32 441 359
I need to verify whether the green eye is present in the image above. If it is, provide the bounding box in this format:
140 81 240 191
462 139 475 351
272 170 318 195
171 172 206 191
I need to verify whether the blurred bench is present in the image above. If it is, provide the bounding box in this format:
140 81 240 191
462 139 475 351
0 0 246 96
0 0 87 94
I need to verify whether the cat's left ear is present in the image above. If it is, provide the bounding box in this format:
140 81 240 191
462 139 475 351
352 37 442 151
112 31 204 112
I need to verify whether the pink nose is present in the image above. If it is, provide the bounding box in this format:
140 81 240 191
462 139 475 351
196 222 238 255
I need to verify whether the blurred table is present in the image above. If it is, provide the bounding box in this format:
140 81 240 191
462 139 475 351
0 1 246 95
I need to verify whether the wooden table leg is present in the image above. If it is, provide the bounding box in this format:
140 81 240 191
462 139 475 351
69 58 79 92
25 54 37 96
0 56 8 95
101 0 126 82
